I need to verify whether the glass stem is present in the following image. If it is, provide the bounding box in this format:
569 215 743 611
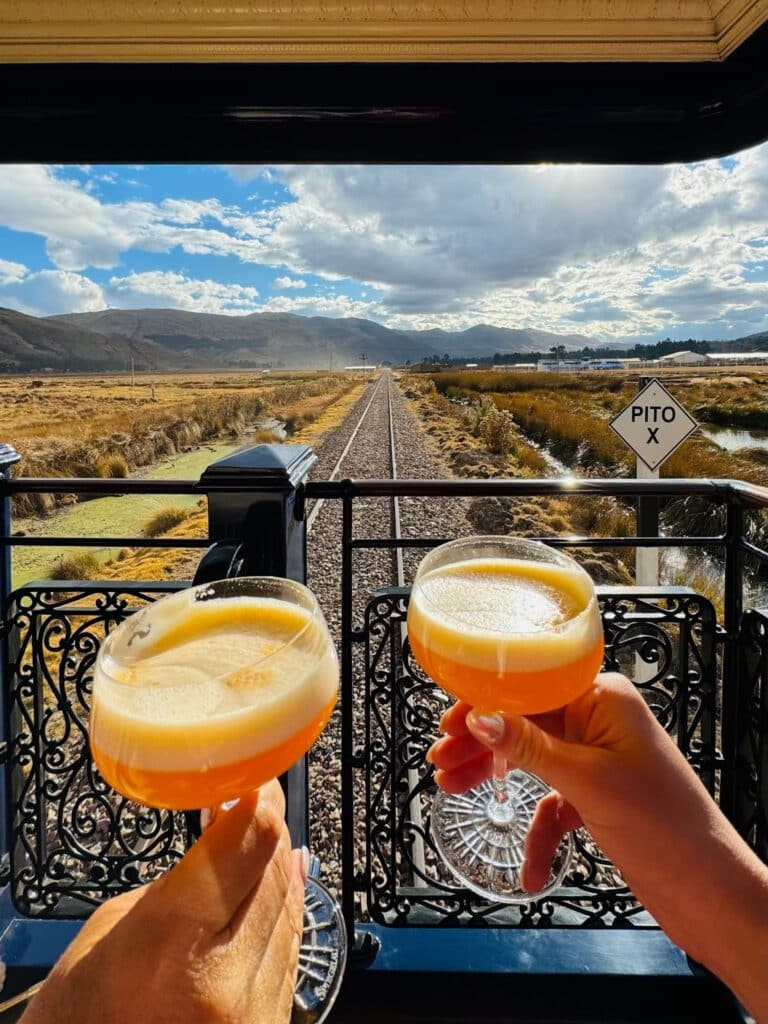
486 750 514 826
492 750 509 808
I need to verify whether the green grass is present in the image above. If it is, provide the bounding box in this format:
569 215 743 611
50 551 101 580
142 505 190 538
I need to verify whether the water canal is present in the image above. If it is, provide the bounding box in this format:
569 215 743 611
10 418 286 587
700 423 768 454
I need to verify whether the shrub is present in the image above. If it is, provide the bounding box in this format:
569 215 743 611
479 407 516 455
96 453 129 478
570 495 635 538
142 505 189 538
50 551 101 580
513 440 549 475
252 428 281 444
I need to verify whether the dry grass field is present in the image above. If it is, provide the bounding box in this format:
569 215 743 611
401 367 768 603
2 370 358 516
23 373 369 584
399 376 635 586
426 369 768 484
91 379 369 584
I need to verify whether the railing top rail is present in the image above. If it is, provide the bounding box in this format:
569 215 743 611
727 479 768 510
0 478 199 495
306 477 732 501
3 475 768 511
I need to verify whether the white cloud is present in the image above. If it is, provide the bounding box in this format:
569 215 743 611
273 276 306 290
0 166 269 272
0 268 105 317
222 165 271 185
0 257 27 284
259 292 378 319
105 271 260 315
4 150 768 338
251 156 768 337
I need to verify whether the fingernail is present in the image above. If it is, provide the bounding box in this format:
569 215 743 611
467 712 504 746
425 744 436 764
300 846 310 883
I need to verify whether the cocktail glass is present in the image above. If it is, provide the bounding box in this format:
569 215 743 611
90 576 346 1024
407 536 604 904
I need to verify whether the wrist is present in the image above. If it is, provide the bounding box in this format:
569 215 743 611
697 851 768 1021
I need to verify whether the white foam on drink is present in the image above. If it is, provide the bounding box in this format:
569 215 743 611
419 569 580 634
408 558 601 673
91 594 338 771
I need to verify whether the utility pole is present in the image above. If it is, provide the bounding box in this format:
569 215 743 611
131 356 135 391
360 352 367 376
329 342 334 373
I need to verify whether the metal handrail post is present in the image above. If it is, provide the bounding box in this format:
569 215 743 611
194 443 317 848
0 444 21 861
340 483 356 940
721 487 745 823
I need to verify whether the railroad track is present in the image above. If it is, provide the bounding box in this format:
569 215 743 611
306 369 471 899
308 370 405 588
306 371 388 535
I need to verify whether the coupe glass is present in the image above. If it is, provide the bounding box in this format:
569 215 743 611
407 537 604 903
90 576 346 1024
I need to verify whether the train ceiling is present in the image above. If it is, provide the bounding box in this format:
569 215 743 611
3 1 768 161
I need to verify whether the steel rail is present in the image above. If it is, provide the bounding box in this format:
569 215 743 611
385 373 427 887
305 372 386 534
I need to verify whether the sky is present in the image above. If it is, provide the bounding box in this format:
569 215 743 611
1 151 768 345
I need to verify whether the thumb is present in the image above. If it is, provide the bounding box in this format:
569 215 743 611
466 710 586 796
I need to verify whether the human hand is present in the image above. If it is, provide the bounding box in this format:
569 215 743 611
429 672 768 1020
21 780 305 1024
430 671 705 897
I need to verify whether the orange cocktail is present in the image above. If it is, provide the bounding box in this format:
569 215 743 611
407 536 604 905
90 579 338 810
407 556 603 716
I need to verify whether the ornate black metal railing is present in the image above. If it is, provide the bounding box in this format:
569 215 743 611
356 585 719 929
4 583 190 916
1 448 767 1015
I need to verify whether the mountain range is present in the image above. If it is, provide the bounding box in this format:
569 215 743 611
0 305 765 373
0 307 595 372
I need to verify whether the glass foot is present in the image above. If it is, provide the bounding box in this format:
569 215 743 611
431 769 573 904
292 877 347 1024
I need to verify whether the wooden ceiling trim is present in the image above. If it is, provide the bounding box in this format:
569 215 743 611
716 0 768 55
0 0 766 62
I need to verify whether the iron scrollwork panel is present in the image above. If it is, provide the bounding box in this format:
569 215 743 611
4 583 192 917
735 609 768 863
360 585 719 928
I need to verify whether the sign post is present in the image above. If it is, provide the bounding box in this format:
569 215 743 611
610 377 698 587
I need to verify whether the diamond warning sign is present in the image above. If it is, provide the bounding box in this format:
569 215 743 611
610 378 698 472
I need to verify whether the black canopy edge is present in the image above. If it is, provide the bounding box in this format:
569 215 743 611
2 20 768 163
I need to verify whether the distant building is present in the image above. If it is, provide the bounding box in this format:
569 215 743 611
657 350 707 366
493 363 536 371
706 352 768 366
587 357 642 370
537 359 590 372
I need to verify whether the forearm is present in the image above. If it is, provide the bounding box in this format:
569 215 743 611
687 834 768 1022
619 806 768 1021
